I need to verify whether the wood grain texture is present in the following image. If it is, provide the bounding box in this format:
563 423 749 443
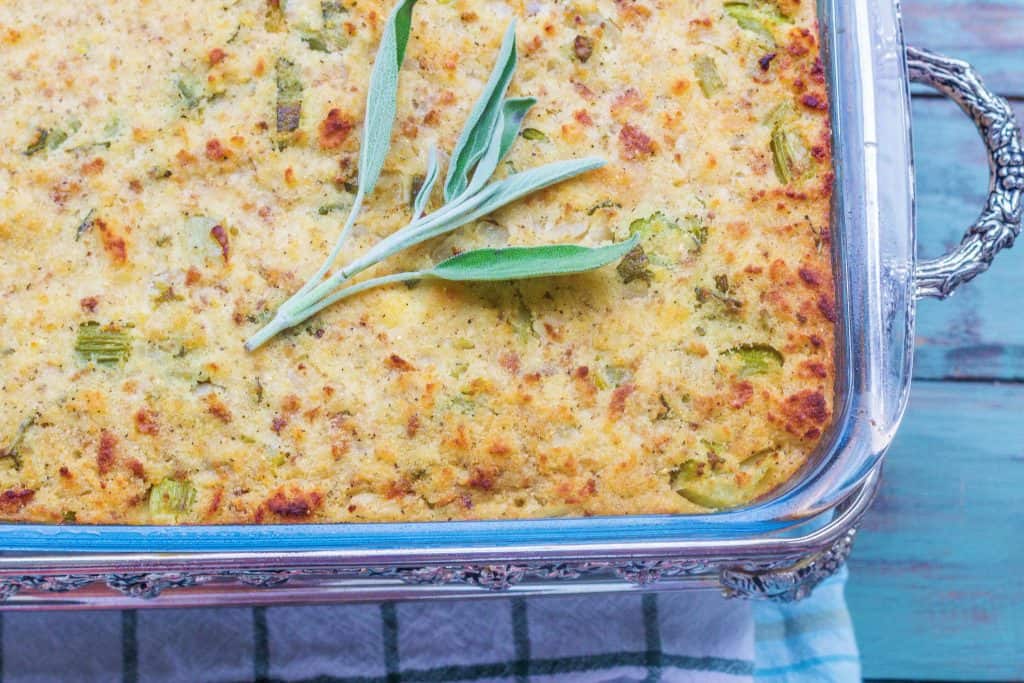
851 4 1023 678
903 0 1024 97
912 97 1024 380
847 382 1024 681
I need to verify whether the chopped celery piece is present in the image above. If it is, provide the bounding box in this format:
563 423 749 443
763 101 794 127
75 322 132 365
770 124 807 184
724 2 781 44
148 479 197 517
521 128 549 142
693 56 725 97
626 210 704 264
176 77 202 110
670 459 747 509
276 58 303 134
628 211 676 241
723 343 784 376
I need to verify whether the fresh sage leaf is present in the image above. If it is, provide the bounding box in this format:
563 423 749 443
426 235 640 281
443 22 518 201
463 97 535 198
244 10 608 352
282 0 418 303
290 236 639 319
352 156 606 272
412 146 440 219
359 0 418 197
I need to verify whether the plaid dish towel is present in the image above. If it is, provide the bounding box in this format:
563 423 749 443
0 568 858 682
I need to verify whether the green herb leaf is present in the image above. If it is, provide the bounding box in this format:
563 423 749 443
463 96 536 197
75 209 97 241
1 413 36 470
281 0 418 305
275 58 303 134
426 235 639 281
317 202 348 215
359 0 418 196
286 235 639 317
412 146 440 218
616 244 651 283
47 128 69 150
444 22 518 201
587 199 621 215
177 76 203 111
24 128 48 156
244 11 606 351
521 127 548 142
354 157 606 269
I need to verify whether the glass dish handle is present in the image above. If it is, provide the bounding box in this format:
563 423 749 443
908 46 1024 300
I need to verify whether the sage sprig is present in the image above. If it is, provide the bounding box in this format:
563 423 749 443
245 3 618 351
274 235 641 323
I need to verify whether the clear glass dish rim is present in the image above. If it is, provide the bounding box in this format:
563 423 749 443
0 0 916 554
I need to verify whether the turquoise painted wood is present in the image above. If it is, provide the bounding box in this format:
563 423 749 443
910 98 1024 380
903 0 1024 97
847 383 1024 680
848 1 1024 679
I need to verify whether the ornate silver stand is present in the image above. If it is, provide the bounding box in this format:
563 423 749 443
0 470 876 609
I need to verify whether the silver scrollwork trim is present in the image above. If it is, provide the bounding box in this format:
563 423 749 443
719 529 856 602
908 47 1024 299
106 572 206 599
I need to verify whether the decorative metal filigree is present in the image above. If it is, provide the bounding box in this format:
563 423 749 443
719 530 856 602
0 575 97 601
234 570 305 588
366 562 602 590
615 560 709 585
0 542 855 605
909 47 1024 299
106 573 205 599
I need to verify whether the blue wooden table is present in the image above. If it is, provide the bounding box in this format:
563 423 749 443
847 1 1024 680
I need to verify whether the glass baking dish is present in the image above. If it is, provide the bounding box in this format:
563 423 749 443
0 0 1019 608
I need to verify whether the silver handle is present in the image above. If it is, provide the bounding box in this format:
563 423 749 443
908 47 1023 300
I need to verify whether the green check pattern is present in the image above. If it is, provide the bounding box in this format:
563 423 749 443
0 570 858 682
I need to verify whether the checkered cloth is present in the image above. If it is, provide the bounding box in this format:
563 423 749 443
0 569 858 682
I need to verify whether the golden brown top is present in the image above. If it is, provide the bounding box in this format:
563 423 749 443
0 0 834 524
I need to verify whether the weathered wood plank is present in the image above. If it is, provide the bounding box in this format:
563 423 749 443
906 97 1024 380
903 0 1024 97
847 381 1024 681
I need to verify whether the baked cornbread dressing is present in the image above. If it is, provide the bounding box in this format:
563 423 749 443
0 0 835 524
